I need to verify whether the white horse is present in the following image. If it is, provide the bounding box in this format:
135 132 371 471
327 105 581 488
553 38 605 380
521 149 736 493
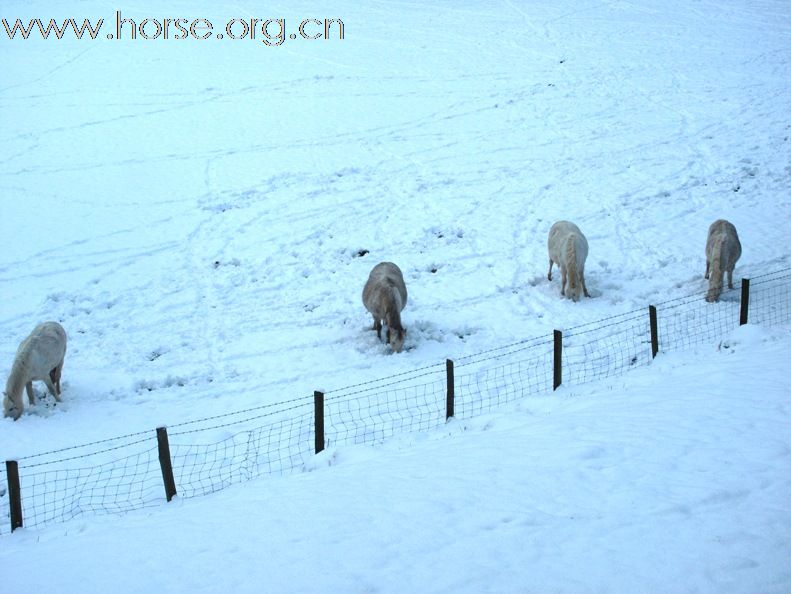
547 220 590 301
705 219 741 302
362 261 408 352
4 321 67 420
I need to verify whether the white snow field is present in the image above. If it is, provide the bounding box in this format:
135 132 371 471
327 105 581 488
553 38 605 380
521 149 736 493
1 0 790 592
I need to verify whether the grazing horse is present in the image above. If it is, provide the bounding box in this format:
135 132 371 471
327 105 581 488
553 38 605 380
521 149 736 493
547 220 590 301
705 219 741 302
362 262 408 352
3 321 67 420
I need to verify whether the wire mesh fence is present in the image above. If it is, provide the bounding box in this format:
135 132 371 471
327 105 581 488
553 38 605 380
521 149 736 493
564 310 653 385
2 269 789 535
171 410 315 499
326 377 447 447
655 290 742 352
749 271 791 326
455 342 555 419
15 441 161 532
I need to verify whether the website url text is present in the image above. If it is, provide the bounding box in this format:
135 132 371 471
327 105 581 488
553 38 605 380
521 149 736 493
1 11 345 46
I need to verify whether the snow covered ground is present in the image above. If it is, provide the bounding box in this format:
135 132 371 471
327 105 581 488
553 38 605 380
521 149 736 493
2 325 791 593
1 0 790 591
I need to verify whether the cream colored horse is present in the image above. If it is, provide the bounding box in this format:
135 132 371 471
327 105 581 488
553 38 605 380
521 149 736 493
362 262 408 352
547 220 590 301
4 321 67 420
705 219 741 302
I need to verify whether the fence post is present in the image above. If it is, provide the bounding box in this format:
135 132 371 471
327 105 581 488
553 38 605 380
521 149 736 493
156 427 177 502
314 391 325 454
740 278 750 326
553 330 562 390
6 460 23 532
649 305 659 359
446 359 455 420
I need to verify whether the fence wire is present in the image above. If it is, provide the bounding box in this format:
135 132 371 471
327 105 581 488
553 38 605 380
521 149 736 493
11 445 161 533
172 410 315 499
2 269 789 535
565 312 652 384
656 288 742 352
326 378 447 447
456 343 554 419
749 272 791 326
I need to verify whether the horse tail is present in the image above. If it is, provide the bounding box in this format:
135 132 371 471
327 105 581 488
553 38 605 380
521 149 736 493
707 236 724 301
565 235 578 289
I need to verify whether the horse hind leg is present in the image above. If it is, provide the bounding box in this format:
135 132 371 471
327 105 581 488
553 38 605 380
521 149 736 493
727 268 734 289
50 361 63 400
705 260 710 279
547 257 554 281
43 374 60 402
373 317 383 340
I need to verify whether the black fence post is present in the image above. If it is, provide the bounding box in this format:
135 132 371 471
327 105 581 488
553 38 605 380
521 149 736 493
6 460 23 532
156 427 177 502
740 278 750 326
314 391 325 454
649 305 659 359
446 359 455 420
553 330 562 391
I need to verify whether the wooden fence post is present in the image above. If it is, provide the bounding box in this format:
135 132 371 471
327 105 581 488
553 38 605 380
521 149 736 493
6 460 23 532
649 305 659 359
156 427 177 502
553 330 562 391
314 391 325 454
446 359 455 420
740 278 750 326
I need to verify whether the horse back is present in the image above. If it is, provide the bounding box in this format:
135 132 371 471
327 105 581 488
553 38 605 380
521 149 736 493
549 221 587 265
706 219 741 270
363 262 407 315
20 322 67 377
